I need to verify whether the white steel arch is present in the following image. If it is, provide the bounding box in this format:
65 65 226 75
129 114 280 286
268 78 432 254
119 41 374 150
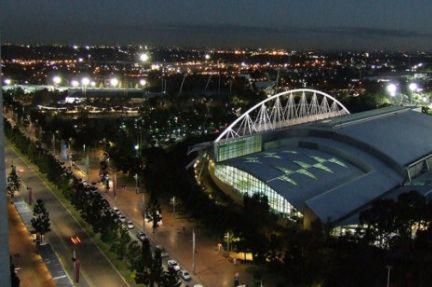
215 88 350 142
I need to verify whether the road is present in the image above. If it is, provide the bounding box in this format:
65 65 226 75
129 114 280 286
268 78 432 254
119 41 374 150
73 148 253 287
6 112 256 286
6 145 129 287
8 203 55 287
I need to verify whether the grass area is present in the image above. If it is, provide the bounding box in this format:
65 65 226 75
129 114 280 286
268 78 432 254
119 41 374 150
7 141 144 287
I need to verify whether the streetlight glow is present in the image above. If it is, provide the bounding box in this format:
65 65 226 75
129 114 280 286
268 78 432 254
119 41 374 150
205 54 211 60
408 82 418 92
81 77 90 86
110 78 119 87
4 78 12 85
71 80 79 88
139 53 149 63
52 76 62 85
134 144 139 151
386 83 397 97
139 79 147 87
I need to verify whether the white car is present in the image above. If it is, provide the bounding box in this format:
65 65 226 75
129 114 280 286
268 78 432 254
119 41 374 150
179 270 191 281
112 207 120 214
127 220 134 229
193 285 204 287
167 260 181 272
119 214 127 223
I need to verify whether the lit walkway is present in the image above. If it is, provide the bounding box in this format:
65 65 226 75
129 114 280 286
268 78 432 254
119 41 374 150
8 203 55 287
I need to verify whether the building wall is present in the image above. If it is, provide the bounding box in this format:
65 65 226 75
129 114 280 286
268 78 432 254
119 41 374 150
213 163 299 216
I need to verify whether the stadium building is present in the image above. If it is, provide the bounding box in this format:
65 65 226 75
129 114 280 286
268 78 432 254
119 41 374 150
201 89 432 228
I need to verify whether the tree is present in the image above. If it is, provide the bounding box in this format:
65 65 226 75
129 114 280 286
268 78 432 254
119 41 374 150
147 194 162 233
150 247 164 286
161 267 181 287
135 238 153 284
112 228 130 259
7 165 20 198
31 199 51 244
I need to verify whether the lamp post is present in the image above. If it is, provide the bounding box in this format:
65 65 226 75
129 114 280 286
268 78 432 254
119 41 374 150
70 236 81 283
71 80 79 88
192 229 196 275
386 83 397 98
134 143 139 193
52 76 62 88
81 77 90 98
408 82 418 104
171 196 176 217
110 77 119 88
139 52 150 63
386 265 392 287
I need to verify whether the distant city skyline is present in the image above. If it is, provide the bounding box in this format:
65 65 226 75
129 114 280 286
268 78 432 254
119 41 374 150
1 0 432 50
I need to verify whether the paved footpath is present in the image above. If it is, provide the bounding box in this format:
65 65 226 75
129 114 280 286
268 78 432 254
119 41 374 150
8 203 56 287
6 145 129 287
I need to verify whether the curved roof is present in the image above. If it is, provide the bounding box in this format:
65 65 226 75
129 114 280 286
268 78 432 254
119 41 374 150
218 106 432 223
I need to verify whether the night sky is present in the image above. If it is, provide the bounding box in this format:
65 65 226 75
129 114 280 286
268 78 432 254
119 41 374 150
1 0 432 50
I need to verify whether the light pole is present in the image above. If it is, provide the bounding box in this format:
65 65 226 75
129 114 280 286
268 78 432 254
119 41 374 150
52 75 62 88
81 77 90 98
70 236 81 283
71 80 79 88
386 265 392 287
139 79 147 96
171 196 176 217
408 82 419 104
134 143 139 193
192 229 196 275
110 77 119 88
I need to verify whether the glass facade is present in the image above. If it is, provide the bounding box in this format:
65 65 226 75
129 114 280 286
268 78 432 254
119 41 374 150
215 135 262 162
214 164 299 216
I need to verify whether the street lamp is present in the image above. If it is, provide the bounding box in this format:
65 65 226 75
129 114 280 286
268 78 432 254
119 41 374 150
205 54 211 60
110 77 119 87
4 78 12 85
134 144 139 193
139 79 147 87
81 77 90 87
71 80 79 88
81 77 90 97
386 83 397 97
139 52 150 63
52 75 62 86
408 82 418 93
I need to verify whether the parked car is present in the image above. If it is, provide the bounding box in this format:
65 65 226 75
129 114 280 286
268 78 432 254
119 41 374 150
112 206 120 214
119 214 127 223
127 220 134 229
167 260 181 272
193 285 204 287
179 270 191 281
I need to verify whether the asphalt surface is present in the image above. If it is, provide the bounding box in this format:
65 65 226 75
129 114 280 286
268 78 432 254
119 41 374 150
6 144 129 287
